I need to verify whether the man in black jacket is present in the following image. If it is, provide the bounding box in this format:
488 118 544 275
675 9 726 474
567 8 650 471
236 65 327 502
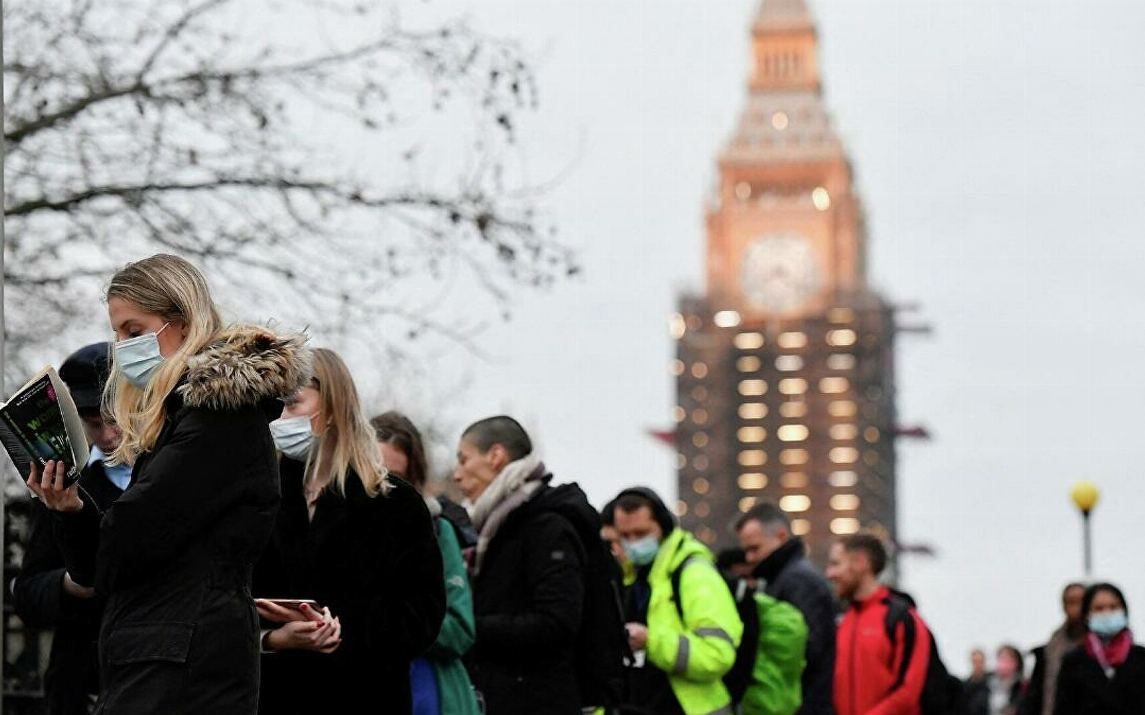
11 343 128 715
736 502 837 715
453 415 589 715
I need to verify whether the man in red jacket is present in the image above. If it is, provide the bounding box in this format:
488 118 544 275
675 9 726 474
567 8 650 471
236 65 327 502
826 533 931 715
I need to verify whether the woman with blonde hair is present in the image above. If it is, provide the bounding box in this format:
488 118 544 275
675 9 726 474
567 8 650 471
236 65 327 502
254 348 445 714
28 253 312 714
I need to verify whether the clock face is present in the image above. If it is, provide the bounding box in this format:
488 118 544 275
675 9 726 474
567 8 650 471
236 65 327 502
740 234 820 313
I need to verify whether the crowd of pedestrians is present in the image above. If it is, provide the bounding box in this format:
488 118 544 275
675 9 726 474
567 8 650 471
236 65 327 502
8 253 1145 715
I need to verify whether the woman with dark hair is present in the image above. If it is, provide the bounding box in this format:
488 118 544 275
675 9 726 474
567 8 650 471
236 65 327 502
1054 582 1145 715
371 410 482 715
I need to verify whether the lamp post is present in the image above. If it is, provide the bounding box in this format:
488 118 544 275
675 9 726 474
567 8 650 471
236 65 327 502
1071 481 1100 577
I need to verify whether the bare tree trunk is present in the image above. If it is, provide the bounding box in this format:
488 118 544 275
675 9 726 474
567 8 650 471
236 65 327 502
1 0 9 703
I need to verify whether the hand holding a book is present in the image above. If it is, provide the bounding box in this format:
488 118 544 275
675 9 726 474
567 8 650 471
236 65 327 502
26 459 84 513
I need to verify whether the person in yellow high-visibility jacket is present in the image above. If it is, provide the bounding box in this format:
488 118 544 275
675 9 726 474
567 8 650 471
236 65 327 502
613 487 743 715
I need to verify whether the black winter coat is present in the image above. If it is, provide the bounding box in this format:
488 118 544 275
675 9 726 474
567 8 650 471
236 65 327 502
254 456 445 714
467 481 586 715
12 460 124 715
1017 647 1047 715
1053 644 1145 715
53 327 309 715
751 537 837 715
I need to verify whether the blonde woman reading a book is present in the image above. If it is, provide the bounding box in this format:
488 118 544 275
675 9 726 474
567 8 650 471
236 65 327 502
27 254 313 715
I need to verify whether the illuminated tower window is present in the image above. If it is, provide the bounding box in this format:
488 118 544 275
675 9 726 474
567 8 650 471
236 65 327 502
738 426 767 443
826 329 857 347
779 378 807 395
738 473 768 490
739 379 768 396
829 471 858 488
779 495 810 512
827 353 855 371
829 423 857 440
777 425 809 442
715 310 742 327
776 355 804 372
734 332 764 350
830 518 861 535
828 400 857 417
829 447 859 464
828 307 854 323
738 356 762 372
819 377 849 394
739 403 768 420
778 332 807 349
780 449 809 466
830 494 860 511
739 450 768 467
781 472 808 489
780 401 808 418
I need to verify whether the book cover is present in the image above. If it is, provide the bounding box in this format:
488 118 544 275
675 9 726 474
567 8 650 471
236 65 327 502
0 367 90 486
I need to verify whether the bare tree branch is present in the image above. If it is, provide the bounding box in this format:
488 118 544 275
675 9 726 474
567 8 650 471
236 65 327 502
2 0 577 385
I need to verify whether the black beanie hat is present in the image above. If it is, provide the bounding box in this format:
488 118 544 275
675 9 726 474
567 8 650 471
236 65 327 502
615 486 677 537
59 342 112 414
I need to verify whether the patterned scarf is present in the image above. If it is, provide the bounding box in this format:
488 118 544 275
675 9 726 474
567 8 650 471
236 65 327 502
467 454 545 576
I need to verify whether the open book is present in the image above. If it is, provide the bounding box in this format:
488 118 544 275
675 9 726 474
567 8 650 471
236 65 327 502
0 366 90 486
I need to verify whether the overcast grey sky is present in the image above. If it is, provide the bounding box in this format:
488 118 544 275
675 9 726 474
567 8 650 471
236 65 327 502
394 0 1145 673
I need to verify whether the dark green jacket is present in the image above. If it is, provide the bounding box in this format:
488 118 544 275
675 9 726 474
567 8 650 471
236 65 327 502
429 513 482 715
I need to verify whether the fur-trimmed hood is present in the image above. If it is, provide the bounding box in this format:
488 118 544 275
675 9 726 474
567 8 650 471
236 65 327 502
179 325 312 411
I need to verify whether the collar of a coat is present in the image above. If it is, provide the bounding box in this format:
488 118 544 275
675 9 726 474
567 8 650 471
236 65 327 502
648 528 714 584
179 325 312 411
752 536 805 583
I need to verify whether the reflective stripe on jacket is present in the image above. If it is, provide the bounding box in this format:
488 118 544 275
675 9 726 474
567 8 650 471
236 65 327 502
645 528 743 715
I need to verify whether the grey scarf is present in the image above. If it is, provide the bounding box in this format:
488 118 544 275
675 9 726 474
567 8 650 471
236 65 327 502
468 453 545 575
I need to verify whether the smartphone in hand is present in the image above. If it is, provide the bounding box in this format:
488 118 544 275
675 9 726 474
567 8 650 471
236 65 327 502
260 598 320 611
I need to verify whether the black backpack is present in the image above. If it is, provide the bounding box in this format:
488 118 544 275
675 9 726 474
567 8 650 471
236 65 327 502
883 591 965 715
541 483 630 709
437 495 479 550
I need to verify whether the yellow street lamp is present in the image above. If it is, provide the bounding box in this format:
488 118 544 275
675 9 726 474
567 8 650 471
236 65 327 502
1071 481 1100 576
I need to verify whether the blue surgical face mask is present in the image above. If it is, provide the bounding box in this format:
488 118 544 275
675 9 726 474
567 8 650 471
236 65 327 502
623 535 661 567
114 323 170 389
270 415 314 461
1089 610 1129 638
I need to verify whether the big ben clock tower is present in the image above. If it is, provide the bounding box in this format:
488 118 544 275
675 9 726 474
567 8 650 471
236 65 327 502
674 0 899 568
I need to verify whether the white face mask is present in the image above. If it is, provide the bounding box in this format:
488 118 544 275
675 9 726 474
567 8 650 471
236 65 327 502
114 323 170 389
270 415 313 461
